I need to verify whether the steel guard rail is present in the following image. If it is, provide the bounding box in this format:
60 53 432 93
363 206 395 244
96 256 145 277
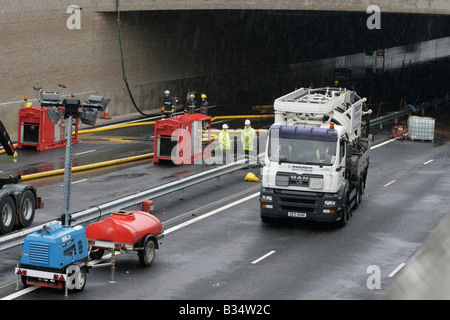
0 159 254 252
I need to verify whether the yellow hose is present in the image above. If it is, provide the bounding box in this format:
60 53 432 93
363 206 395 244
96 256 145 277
77 114 273 135
78 121 156 135
21 153 154 181
20 135 215 181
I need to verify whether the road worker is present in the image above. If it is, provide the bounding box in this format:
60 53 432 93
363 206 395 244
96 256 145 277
161 90 175 118
316 141 333 163
278 139 292 160
219 124 231 164
184 93 197 114
241 119 256 163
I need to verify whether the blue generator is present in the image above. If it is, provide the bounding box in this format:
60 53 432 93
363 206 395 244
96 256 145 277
16 224 89 292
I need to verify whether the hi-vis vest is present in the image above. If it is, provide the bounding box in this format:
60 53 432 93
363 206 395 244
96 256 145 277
316 147 330 160
241 126 256 151
219 130 231 150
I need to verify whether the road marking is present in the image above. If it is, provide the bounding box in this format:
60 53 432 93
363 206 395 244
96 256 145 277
75 149 96 156
383 180 397 187
72 179 88 185
165 192 260 235
371 138 399 150
423 159 434 165
251 250 276 264
388 263 406 277
0 285 39 300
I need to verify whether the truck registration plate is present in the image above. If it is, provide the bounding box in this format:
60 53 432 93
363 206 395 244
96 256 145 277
288 212 307 218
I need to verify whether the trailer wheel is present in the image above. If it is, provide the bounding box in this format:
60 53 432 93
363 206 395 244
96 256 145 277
139 239 156 267
67 266 87 292
18 190 36 228
89 249 104 260
73 267 87 292
0 196 16 234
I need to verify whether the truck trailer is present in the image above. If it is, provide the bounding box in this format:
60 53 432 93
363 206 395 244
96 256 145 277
0 120 43 234
260 87 372 227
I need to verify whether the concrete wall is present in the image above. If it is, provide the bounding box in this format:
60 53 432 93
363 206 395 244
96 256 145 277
1 2 450 137
96 0 450 15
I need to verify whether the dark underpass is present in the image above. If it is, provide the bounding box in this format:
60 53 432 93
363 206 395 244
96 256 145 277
115 9 450 114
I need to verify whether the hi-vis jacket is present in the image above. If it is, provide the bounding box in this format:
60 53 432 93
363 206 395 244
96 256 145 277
219 130 231 150
241 126 256 151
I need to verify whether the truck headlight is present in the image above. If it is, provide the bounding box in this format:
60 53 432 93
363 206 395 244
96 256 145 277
262 195 272 201
324 200 336 206
309 178 323 189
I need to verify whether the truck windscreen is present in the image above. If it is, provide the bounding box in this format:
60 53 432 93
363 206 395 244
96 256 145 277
268 126 338 166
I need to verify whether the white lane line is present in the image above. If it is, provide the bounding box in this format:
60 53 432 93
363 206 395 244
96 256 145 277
251 250 276 264
72 179 88 185
75 149 96 156
0 285 40 300
423 159 434 165
383 180 397 187
371 138 399 150
165 192 260 235
388 263 406 277
61 179 88 187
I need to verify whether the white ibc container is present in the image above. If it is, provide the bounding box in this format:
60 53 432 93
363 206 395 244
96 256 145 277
407 116 435 142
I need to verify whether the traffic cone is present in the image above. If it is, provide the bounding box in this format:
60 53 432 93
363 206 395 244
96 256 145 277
244 172 260 182
102 111 111 120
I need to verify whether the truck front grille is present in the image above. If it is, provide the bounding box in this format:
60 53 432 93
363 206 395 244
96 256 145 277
29 243 50 265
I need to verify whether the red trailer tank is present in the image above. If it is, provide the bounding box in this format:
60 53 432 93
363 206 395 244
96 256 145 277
85 210 163 246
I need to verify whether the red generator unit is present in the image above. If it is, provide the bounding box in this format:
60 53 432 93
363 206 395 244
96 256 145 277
154 113 211 164
17 93 78 151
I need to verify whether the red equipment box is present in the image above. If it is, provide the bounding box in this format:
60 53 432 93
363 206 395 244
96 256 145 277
153 113 211 164
17 106 78 151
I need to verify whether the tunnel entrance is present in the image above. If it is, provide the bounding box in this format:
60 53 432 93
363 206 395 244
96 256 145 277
115 9 450 115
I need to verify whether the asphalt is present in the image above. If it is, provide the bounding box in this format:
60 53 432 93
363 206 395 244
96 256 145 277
1 111 449 302
0 129 448 301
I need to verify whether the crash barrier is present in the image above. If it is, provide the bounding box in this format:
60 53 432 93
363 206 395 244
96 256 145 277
0 158 257 252
370 96 450 129
383 210 450 299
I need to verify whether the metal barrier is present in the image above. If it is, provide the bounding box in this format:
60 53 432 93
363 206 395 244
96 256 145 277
370 96 450 129
0 159 255 252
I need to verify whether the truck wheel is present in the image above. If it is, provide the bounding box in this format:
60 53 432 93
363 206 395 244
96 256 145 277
18 190 36 228
352 184 362 210
0 196 16 234
337 196 350 228
139 239 156 267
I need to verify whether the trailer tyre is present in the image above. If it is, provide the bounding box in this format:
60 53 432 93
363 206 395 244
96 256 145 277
69 267 87 292
139 239 156 267
18 190 36 228
0 196 16 234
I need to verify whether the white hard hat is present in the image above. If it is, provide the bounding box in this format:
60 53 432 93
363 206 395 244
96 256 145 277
222 124 229 129
245 119 251 125
164 90 170 95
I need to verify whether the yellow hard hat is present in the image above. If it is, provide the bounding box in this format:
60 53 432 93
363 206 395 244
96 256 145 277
190 94 195 99
201 93 207 99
